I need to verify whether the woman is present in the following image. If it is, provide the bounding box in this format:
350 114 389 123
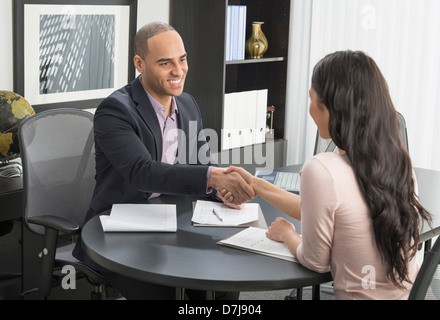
222 51 432 299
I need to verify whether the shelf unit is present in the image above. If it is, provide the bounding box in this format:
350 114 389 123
171 0 290 169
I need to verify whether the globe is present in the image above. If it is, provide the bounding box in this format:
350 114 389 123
0 91 35 162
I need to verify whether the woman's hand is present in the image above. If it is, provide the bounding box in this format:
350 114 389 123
266 217 297 243
266 217 302 257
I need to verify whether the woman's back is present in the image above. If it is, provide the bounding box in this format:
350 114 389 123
296 152 417 299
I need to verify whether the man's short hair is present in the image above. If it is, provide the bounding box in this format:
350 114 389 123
134 21 176 58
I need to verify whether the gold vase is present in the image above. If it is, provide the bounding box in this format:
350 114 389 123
246 22 268 59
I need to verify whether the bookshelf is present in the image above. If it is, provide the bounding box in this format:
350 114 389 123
171 0 290 171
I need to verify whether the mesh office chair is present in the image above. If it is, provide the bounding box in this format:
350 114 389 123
313 111 409 155
409 236 440 300
18 108 108 299
397 112 408 152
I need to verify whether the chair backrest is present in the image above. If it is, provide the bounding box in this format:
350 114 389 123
313 135 337 155
18 108 95 235
397 111 408 152
409 236 440 300
313 111 409 155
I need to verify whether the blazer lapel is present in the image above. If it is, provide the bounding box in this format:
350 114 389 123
175 95 198 165
131 77 162 160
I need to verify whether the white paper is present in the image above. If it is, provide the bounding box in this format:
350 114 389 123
192 200 259 226
218 227 297 262
100 204 177 232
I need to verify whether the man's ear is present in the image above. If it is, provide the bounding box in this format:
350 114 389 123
133 55 144 73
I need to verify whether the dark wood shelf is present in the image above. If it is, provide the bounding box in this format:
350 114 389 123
171 0 291 155
226 56 285 65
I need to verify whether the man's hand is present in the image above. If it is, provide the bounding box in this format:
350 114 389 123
209 167 255 205
220 166 255 204
217 189 244 210
224 166 254 185
215 166 256 208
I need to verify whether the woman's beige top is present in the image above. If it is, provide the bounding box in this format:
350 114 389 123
296 153 417 300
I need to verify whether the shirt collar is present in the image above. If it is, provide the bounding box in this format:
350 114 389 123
139 76 179 118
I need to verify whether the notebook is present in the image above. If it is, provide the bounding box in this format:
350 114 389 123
217 227 298 262
254 170 300 194
100 204 177 232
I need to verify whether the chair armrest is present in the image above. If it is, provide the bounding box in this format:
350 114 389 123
28 215 80 235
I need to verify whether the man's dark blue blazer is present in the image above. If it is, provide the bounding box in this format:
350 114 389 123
73 76 217 269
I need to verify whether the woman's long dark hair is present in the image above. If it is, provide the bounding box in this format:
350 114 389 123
311 51 432 288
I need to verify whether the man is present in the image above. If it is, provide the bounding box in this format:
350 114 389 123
73 22 252 299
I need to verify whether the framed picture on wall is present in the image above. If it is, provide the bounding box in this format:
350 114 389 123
13 0 138 112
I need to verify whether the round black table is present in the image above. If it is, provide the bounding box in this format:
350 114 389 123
81 192 332 294
81 164 440 298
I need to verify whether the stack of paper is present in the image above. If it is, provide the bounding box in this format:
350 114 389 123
100 204 177 232
191 200 262 227
218 227 298 262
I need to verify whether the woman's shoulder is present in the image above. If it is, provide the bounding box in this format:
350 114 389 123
305 152 350 170
302 153 354 182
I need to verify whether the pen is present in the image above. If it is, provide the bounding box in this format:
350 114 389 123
212 209 223 222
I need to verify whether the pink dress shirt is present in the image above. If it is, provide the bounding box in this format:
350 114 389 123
145 91 179 199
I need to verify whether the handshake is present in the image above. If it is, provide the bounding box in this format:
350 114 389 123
209 166 257 209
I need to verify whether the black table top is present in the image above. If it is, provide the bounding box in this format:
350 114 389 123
80 165 440 292
81 193 332 292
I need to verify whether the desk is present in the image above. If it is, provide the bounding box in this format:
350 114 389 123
81 194 332 295
0 176 23 223
0 173 23 299
413 167 440 244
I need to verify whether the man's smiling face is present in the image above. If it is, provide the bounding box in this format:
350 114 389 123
137 30 188 106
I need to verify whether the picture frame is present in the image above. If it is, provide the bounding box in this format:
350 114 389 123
13 0 137 112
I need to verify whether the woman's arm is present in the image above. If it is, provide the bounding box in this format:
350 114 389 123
221 166 301 221
253 176 301 221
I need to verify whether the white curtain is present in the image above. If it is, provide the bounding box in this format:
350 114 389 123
286 0 440 171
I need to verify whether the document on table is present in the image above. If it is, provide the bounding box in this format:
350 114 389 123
218 227 298 262
191 200 264 227
100 204 177 232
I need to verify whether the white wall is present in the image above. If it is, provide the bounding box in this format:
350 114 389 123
137 0 169 27
286 0 440 171
0 0 170 92
284 0 313 166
